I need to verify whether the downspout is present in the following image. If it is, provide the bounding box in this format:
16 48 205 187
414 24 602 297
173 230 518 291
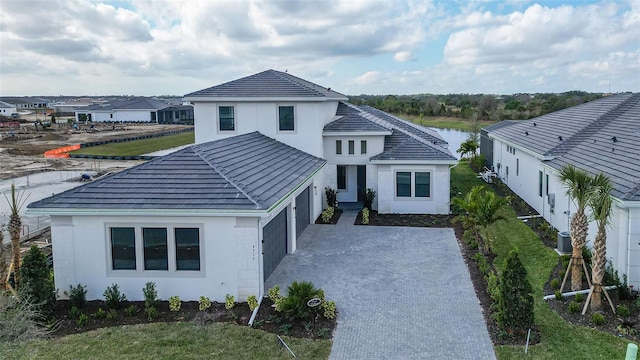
628 208 632 286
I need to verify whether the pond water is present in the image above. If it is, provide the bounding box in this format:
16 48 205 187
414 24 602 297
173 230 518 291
430 127 472 159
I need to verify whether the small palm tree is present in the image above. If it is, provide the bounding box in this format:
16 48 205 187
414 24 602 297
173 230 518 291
453 186 510 253
3 184 29 289
588 174 613 310
457 138 479 161
558 165 593 291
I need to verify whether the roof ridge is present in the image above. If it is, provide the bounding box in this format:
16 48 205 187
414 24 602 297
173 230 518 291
270 70 326 97
192 134 261 209
546 93 639 156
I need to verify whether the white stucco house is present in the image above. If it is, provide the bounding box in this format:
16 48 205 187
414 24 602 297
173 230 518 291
0 100 17 117
481 93 640 288
74 97 170 122
28 70 456 302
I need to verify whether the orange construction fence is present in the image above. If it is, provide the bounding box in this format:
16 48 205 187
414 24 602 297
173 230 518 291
44 144 81 158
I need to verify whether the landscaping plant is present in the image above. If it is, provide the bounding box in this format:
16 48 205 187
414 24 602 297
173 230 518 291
363 188 376 210
247 295 259 311
65 284 87 308
321 207 334 223
103 284 127 310
225 294 235 310
361 207 369 225
142 282 159 310
324 187 337 208
496 250 534 335
586 173 613 310
169 296 181 312
199 296 212 311
4 184 29 288
278 281 324 320
0 224 9 290
0 291 51 344
19 245 55 316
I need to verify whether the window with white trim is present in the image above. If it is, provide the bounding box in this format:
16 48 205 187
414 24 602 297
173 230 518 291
218 106 235 131
361 140 367 154
108 225 202 273
336 140 342 154
396 171 431 198
278 106 294 131
348 140 355 154
337 165 347 190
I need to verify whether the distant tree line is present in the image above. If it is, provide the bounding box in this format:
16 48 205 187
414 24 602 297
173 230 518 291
349 91 603 121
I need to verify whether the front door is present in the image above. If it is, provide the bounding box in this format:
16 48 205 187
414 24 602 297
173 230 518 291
357 165 366 202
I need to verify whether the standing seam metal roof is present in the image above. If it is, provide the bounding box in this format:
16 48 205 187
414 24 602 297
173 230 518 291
28 132 326 211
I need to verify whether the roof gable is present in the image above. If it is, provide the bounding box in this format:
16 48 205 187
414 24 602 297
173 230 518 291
28 132 326 212
185 69 348 100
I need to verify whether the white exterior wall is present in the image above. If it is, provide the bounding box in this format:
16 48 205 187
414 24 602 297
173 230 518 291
0 105 17 115
193 101 338 158
376 164 451 214
114 110 154 122
51 214 260 303
490 136 640 288
91 111 114 122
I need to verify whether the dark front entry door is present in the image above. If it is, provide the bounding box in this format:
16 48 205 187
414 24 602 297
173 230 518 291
357 165 366 202
296 187 310 238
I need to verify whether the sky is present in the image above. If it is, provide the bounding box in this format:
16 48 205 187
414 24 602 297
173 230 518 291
0 0 638 96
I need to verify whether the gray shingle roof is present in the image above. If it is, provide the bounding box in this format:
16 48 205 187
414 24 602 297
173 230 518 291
488 93 640 202
80 97 170 111
185 70 348 100
329 102 455 162
28 132 326 211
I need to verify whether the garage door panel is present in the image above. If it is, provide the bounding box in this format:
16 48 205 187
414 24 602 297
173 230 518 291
263 208 287 280
296 187 310 238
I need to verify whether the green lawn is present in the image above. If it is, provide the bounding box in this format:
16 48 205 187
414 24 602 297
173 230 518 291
451 164 636 359
70 132 195 156
1 322 332 360
392 113 497 131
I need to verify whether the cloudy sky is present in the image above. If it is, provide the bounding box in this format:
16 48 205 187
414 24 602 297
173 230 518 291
0 0 638 96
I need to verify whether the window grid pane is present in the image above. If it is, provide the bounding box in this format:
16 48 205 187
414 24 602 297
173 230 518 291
396 172 411 197
415 172 430 197
143 228 168 270
336 140 342 154
278 106 294 131
361 140 367 154
175 228 200 271
219 106 234 131
348 140 354 154
111 227 136 270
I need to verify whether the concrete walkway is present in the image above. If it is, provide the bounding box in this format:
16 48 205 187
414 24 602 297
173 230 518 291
266 210 496 360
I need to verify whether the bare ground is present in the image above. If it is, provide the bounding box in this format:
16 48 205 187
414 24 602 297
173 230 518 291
0 122 192 180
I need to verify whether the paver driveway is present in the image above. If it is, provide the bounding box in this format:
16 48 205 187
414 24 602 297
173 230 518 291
265 211 496 360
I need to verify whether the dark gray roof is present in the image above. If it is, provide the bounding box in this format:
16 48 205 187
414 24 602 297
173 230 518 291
328 102 455 162
28 132 326 211
80 97 170 111
185 70 348 100
482 120 519 132
0 100 14 108
371 130 457 162
487 93 640 202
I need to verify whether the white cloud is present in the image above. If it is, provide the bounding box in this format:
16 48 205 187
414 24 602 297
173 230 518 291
355 71 382 85
393 51 414 62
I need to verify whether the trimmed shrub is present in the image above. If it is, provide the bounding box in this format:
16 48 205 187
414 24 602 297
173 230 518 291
268 285 282 302
325 187 338 208
321 207 335 223
225 294 235 310
361 208 370 225
555 290 564 300
142 282 159 310
321 300 336 320
124 304 138 317
169 296 181 312
574 292 584 302
363 188 376 210
496 250 534 333
550 278 560 290
617 304 630 318
199 296 212 311
567 301 580 314
248 295 259 311
103 284 127 310
592 313 605 326
20 245 55 316
65 284 87 308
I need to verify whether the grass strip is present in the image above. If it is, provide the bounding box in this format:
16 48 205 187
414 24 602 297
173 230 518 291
1 322 332 360
393 113 497 131
451 164 634 359
70 132 194 156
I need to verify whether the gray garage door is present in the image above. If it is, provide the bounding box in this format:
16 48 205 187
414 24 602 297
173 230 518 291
296 187 310 238
263 208 287 280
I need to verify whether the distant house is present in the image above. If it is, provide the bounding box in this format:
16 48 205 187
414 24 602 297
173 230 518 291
157 105 194 124
0 100 17 117
74 97 171 122
28 70 456 303
481 93 640 288
53 98 96 114
0 97 52 110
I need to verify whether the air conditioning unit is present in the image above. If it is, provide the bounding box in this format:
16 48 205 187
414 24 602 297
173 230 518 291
547 193 555 206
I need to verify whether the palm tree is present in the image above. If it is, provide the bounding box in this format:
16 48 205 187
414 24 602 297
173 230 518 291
3 184 28 289
588 173 613 310
457 138 479 161
0 223 8 290
558 165 593 291
453 186 510 254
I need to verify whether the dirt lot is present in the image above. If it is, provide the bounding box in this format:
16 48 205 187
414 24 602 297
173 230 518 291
0 121 193 180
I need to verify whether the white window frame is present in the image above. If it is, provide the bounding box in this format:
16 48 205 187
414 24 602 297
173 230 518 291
336 140 342 155
337 165 347 191
393 170 432 201
217 104 237 133
276 104 296 133
361 140 367 154
106 222 205 277
348 140 355 155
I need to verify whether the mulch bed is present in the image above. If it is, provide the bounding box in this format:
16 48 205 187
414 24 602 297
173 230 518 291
314 208 343 224
51 297 336 340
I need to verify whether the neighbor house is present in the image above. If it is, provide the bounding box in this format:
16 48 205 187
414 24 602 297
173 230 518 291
74 97 171 122
481 93 640 288
28 70 456 303
0 100 17 117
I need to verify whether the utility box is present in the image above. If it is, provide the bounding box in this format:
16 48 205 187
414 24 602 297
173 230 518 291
558 231 571 254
